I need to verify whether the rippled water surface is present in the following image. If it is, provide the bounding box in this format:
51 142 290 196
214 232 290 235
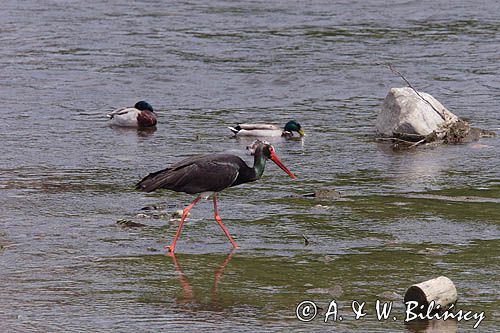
1 1 499 332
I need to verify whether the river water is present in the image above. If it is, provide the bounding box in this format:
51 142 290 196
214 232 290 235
0 1 499 332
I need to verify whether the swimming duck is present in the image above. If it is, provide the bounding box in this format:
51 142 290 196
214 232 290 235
228 120 305 138
107 101 157 128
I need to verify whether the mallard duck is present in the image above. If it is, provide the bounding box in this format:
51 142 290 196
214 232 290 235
107 101 157 128
228 120 305 137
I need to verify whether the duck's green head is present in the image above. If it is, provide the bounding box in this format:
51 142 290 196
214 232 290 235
134 101 154 113
284 120 305 137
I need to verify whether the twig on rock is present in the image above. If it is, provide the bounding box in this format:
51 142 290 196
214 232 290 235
389 64 446 121
376 137 422 146
409 137 427 148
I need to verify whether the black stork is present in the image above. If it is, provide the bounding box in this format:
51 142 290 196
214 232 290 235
136 140 296 253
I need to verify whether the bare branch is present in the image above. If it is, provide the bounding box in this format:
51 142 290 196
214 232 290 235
376 137 420 145
389 64 446 121
409 137 427 148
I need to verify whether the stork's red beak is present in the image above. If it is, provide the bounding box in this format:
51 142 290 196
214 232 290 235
269 151 296 179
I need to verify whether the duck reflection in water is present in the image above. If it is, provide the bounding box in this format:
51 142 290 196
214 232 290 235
167 251 235 309
110 126 157 138
136 127 157 138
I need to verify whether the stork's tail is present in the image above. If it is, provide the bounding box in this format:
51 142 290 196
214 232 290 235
136 168 171 192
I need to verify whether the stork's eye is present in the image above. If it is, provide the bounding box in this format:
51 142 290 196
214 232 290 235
263 145 274 158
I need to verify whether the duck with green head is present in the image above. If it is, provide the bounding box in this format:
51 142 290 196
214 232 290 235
228 120 305 138
107 101 157 128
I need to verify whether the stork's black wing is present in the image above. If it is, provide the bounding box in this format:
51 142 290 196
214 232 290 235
136 154 245 194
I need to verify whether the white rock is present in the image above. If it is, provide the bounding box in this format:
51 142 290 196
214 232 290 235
376 87 458 136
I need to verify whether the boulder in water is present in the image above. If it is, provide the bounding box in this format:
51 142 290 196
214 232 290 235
376 87 458 137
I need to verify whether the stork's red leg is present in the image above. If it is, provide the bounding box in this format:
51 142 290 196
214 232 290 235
213 193 238 249
166 195 201 253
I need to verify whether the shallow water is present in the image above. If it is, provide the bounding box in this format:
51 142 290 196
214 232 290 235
0 1 499 332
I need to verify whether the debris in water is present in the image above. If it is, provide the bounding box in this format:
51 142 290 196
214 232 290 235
140 205 161 211
116 219 148 228
171 209 189 219
303 189 341 199
404 276 458 314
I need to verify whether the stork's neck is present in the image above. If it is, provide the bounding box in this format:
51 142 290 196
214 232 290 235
252 146 267 180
